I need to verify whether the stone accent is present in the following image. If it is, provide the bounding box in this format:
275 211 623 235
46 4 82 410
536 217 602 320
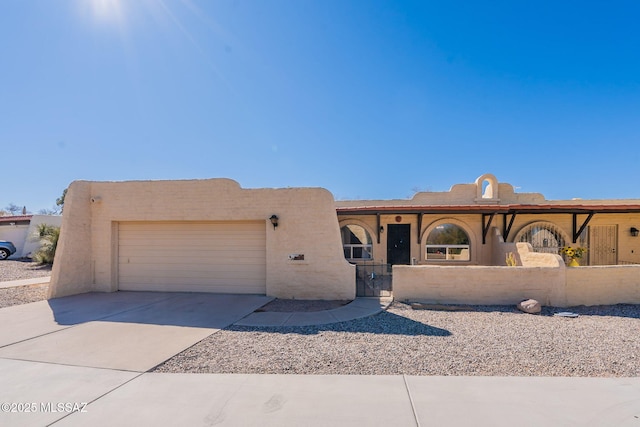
517 299 541 314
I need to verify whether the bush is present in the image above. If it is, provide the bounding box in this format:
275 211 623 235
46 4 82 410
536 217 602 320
33 224 60 264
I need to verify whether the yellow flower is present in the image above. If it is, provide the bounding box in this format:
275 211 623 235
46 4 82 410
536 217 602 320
560 245 587 259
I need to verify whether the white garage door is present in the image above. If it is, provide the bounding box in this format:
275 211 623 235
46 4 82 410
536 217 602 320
118 221 266 294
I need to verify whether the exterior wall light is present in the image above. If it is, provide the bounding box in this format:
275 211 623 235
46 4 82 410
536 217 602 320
630 227 639 237
269 215 279 230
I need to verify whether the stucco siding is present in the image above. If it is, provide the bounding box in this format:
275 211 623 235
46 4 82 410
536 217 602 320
49 179 355 300
393 262 640 307
393 264 565 306
49 181 93 298
566 265 640 306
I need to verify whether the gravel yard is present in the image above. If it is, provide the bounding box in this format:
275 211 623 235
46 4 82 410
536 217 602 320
154 302 640 377
2 262 638 377
0 260 51 308
0 283 49 309
0 259 52 282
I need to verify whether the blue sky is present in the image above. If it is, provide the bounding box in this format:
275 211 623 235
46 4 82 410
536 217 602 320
2 0 640 213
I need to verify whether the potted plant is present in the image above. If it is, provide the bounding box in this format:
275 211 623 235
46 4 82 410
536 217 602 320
560 246 587 267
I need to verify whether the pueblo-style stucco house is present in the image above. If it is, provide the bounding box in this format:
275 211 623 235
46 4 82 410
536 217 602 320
49 175 640 307
337 173 640 269
49 179 354 300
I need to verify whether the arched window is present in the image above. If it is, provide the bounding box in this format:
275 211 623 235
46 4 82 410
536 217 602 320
341 225 373 260
425 223 470 261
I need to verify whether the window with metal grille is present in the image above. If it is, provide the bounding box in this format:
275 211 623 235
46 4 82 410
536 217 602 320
514 221 568 254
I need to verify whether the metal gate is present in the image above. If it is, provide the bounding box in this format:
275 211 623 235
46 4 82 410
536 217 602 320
355 263 392 297
515 221 590 265
515 221 569 255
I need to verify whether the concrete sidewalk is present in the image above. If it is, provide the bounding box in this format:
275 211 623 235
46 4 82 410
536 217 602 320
1 361 638 426
0 276 51 289
0 290 638 426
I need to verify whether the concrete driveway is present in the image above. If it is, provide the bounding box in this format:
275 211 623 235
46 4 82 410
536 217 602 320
1 291 639 426
0 291 273 372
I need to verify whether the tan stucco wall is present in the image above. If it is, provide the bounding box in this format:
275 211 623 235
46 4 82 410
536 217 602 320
393 237 573 305
49 179 355 300
393 256 640 307
566 265 640 306
49 181 93 297
393 263 566 306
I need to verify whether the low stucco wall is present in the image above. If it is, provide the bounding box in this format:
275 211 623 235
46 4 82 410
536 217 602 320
393 264 566 306
394 242 569 306
49 179 355 300
394 262 640 307
566 265 640 306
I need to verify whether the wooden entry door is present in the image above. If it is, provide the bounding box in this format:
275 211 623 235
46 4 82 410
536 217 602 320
387 224 411 265
589 225 617 265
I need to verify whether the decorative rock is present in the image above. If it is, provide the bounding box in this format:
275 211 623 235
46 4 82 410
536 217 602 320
517 299 541 314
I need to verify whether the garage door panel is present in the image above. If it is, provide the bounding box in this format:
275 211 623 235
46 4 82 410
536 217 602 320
118 221 266 293
121 235 266 244
119 275 265 285
119 275 266 286
118 252 267 263
119 236 265 245
119 242 265 253
119 224 264 235
118 264 266 278
117 280 266 294
116 283 266 294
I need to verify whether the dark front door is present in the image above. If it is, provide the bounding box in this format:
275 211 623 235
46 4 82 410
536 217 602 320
387 224 411 265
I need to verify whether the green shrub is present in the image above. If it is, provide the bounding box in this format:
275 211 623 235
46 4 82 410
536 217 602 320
33 224 60 264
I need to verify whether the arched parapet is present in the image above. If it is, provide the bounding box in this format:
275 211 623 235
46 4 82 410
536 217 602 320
475 173 500 203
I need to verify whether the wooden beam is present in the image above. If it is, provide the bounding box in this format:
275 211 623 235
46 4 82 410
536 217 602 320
573 212 594 243
503 213 517 242
482 213 495 244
